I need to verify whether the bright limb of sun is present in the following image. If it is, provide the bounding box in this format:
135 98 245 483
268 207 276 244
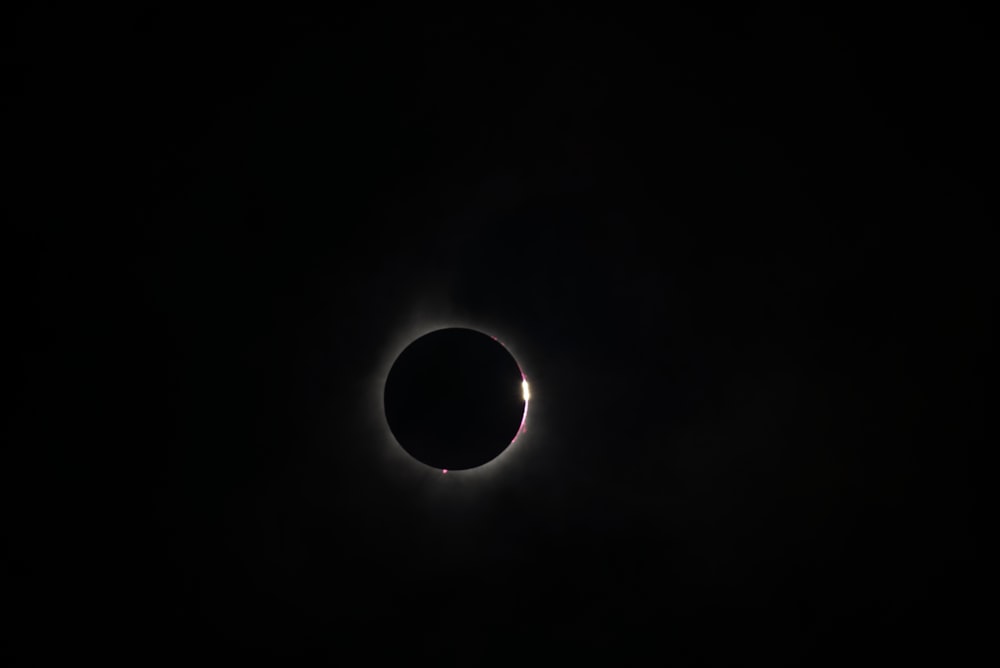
513 377 529 440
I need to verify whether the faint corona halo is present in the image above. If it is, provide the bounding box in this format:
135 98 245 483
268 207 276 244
383 327 528 471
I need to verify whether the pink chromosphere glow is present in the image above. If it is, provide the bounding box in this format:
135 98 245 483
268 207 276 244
489 333 530 447
442 469 448 474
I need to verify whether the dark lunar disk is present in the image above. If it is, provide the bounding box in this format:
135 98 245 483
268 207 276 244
384 327 527 470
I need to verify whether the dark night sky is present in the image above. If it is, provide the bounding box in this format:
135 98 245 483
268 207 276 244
7 4 989 665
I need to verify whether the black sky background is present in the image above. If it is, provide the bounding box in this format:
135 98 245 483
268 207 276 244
7 4 990 665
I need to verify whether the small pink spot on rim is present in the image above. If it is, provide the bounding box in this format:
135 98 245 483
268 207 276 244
442 469 448 474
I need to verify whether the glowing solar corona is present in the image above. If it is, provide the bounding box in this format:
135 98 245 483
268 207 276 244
371 310 537 481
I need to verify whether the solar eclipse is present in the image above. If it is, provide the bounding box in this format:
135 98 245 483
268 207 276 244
383 327 529 471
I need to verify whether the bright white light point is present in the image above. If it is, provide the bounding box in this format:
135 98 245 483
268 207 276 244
521 380 531 401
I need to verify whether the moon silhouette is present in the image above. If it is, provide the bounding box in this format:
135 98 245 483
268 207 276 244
383 327 528 471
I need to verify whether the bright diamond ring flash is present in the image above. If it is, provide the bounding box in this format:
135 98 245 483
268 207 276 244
521 380 530 401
